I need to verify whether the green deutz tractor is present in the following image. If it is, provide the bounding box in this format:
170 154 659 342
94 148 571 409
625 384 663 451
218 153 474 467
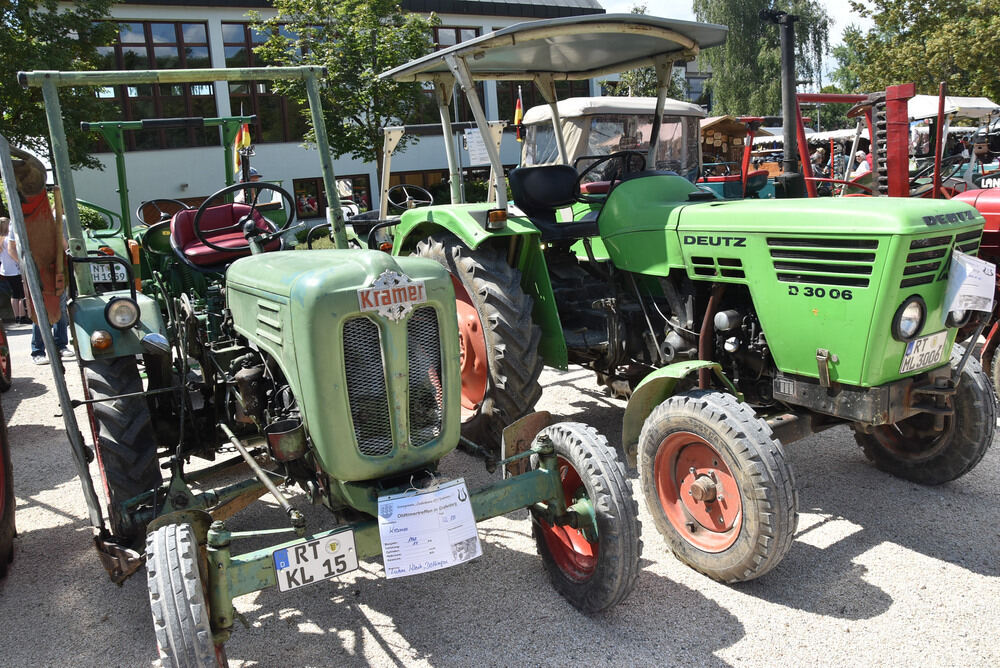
5 64 641 666
381 15 998 582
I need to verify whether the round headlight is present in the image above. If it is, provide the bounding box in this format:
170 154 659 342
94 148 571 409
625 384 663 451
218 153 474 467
946 309 971 329
104 297 140 330
892 296 926 341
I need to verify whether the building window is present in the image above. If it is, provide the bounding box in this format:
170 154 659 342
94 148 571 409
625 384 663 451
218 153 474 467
425 26 482 123
293 175 372 219
94 21 217 150
223 23 309 144
496 80 591 127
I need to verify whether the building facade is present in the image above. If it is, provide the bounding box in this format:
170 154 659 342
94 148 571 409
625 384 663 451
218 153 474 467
68 0 607 219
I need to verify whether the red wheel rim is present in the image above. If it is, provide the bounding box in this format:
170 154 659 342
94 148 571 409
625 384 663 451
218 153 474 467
0 326 9 381
450 275 488 411
538 456 598 581
653 432 742 552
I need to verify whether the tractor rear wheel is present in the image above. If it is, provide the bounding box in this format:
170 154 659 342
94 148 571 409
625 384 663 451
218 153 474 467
146 523 225 668
638 390 798 582
531 422 641 613
413 234 543 452
0 399 15 577
0 324 11 392
854 346 996 485
83 357 162 544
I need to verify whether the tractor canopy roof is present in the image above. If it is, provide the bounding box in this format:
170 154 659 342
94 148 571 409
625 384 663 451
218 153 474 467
380 14 728 83
522 96 707 125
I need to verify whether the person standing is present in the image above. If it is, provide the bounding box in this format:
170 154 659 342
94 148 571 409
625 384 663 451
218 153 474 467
0 218 29 325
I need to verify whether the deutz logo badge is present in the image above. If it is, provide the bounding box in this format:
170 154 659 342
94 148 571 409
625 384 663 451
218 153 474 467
357 270 426 321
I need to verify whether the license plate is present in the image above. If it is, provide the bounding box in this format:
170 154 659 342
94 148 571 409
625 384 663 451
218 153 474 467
90 263 129 284
899 331 948 374
272 531 359 592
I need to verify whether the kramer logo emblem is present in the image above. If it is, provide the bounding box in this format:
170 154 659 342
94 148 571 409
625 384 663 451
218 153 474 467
358 270 426 321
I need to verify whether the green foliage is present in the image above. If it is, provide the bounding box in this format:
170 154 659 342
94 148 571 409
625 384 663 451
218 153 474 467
847 0 1000 100
692 0 831 115
830 26 864 93
253 0 439 173
0 0 116 170
78 204 110 230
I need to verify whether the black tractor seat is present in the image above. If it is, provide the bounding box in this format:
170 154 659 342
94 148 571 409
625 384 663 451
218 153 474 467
508 165 600 242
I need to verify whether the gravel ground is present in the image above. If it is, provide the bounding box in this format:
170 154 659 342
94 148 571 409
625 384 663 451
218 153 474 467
1 320 998 667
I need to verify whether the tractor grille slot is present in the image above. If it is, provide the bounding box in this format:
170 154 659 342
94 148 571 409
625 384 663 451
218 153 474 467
407 307 443 448
955 229 982 254
690 256 745 278
900 234 954 289
343 317 393 457
768 237 877 287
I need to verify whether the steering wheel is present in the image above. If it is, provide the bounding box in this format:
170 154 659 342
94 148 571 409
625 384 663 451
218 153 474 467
909 153 967 190
136 198 191 226
575 150 646 203
192 182 296 253
386 184 434 212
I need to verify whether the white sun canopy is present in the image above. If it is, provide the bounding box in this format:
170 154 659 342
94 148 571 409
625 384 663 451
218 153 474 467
522 96 706 125
908 95 1000 121
381 14 728 83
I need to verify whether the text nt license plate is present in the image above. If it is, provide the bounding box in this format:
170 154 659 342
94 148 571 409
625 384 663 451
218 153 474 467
272 531 359 592
90 263 129 284
899 331 948 374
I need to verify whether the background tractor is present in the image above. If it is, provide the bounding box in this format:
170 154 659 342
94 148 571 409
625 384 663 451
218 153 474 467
2 63 640 667
380 14 997 583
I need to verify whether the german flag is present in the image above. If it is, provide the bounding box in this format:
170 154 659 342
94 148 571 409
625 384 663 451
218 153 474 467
514 85 524 142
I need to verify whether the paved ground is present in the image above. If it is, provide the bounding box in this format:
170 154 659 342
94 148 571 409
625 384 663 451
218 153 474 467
1 320 998 667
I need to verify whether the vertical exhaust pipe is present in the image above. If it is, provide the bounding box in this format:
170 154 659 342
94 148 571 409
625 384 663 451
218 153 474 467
761 9 806 198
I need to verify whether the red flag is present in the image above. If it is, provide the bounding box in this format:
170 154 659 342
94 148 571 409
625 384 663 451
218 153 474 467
233 122 251 178
514 85 524 142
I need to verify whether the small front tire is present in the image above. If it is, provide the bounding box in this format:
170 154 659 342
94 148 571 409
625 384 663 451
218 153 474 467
0 399 15 577
531 422 641 613
855 346 997 485
146 523 224 668
638 390 798 582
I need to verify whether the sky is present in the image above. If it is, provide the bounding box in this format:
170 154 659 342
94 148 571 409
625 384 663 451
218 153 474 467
599 0 872 45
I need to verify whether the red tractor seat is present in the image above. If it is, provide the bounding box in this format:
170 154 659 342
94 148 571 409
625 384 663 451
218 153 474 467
580 180 612 194
170 203 279 268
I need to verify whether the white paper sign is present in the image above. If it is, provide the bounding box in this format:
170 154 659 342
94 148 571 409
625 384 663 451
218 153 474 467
464 128 490 166
943 251 996 317
377 478 481 579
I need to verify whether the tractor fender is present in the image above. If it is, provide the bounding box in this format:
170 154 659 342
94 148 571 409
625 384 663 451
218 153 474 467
621 361 740 468
70 291 168 361
393 207 569 369
392 205 541 254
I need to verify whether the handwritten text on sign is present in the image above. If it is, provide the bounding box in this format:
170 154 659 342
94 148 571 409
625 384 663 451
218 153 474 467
377 479 481 579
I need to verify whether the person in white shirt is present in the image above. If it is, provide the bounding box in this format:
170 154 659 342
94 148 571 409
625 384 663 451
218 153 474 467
0 217 28 324
234 167 278 205
851 151 872 179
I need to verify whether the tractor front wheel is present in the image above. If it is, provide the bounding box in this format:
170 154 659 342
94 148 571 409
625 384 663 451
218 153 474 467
638 390 798 582
413 234 543 452
854 346 996 485
0 324 12 392
146 523 225 668
83 357 162 544
531 422 641 613
0 400 15 577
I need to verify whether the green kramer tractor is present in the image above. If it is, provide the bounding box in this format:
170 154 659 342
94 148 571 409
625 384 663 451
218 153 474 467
380 14 998 582
3 64 640 666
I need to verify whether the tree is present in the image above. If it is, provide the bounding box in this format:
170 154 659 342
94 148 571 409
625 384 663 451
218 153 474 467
847 0 1000 100
253 0 438 175
0 0 116 169
692 0 831 115
830 25 864 93
600 4 687 100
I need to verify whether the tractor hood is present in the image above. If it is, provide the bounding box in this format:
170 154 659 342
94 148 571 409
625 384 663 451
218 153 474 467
675 196 984 237
225 249 461 482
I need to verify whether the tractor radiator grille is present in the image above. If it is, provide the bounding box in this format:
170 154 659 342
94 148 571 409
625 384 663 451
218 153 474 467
899 230 982 289
768 237 878 287
407 307 443 448
343 317 393 457
690 256 746 279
